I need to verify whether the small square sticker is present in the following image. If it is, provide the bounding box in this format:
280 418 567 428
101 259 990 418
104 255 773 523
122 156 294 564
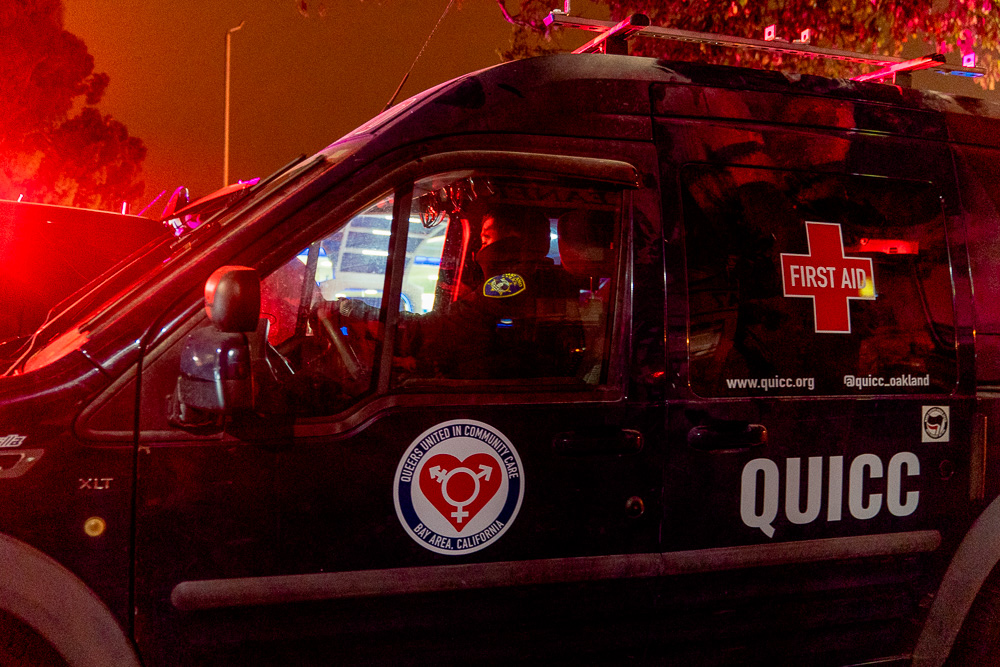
922 406 950 443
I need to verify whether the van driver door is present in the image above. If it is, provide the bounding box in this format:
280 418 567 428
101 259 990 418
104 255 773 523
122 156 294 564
131 146 667 664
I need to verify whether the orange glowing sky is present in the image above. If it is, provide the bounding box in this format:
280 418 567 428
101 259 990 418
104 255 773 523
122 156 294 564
62 1 604 214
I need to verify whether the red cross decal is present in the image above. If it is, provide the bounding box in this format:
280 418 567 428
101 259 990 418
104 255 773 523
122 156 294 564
780 221 875 334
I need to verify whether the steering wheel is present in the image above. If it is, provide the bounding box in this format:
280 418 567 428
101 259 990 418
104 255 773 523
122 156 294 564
315 303 365 382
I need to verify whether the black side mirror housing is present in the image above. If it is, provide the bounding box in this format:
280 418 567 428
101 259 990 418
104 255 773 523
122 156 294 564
177 329 252 412
173 266 261 425
204 265 261 333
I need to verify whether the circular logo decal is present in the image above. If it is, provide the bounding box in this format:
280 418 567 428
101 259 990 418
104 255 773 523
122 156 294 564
394 420 524 555
923 406 949 441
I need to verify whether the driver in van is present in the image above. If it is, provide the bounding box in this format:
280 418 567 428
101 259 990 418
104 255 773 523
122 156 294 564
332 203 582 380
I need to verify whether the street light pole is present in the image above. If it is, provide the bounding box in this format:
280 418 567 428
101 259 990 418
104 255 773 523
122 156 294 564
223 21 245 187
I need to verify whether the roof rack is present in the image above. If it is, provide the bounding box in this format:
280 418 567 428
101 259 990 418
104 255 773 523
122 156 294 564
544 11 984 83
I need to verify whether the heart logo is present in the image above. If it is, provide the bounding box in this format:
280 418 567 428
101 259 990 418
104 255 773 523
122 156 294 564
419 453 502 532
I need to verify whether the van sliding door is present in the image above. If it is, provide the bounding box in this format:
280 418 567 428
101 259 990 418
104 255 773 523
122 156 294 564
656 114 972 664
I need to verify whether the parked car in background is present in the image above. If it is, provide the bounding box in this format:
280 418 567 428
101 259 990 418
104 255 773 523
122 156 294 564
0 200 167 342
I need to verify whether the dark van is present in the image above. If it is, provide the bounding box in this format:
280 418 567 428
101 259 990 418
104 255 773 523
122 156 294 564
4 25 1000 667
0 200 166 342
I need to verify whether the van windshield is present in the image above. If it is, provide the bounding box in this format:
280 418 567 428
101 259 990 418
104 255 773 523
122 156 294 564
6 138 368 376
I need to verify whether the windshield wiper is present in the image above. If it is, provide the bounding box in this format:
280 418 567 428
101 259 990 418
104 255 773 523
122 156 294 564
248 153 310 194
179 154 325 244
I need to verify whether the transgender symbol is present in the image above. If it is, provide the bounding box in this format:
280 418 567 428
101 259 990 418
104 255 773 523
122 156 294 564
420 453 502 531
429 462 491 523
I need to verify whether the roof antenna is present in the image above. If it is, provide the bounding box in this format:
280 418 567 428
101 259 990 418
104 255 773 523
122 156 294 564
383 0 456 113
137 189 167 217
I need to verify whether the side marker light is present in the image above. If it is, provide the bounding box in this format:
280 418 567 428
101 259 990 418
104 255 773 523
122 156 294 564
84 517 106 538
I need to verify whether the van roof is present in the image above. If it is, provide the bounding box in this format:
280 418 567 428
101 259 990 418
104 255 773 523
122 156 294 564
365 53 1000 150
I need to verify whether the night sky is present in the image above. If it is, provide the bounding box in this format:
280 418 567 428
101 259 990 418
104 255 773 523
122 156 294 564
61 1 603 214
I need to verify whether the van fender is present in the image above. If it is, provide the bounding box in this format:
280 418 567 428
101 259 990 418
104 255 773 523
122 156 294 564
0 533 140 667
912 494 1000 667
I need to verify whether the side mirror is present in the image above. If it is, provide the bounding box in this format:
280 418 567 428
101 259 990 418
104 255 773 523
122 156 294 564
204 265 261 333
173 266 261 425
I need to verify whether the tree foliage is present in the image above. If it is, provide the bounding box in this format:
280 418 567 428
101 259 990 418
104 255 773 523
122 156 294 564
0 0 146 210
495 0 1000 89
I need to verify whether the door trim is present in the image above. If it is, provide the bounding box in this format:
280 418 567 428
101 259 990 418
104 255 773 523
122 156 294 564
172 529 940 610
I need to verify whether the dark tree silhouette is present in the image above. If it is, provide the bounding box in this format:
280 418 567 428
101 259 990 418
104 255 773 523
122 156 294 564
0 0 146 210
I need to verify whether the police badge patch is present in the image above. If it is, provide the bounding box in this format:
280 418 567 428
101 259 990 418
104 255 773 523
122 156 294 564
483 273 526 298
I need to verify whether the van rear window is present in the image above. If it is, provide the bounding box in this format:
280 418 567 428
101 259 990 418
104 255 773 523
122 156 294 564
682 165 956 397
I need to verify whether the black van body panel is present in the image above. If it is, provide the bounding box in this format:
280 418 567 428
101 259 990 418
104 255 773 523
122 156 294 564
3 53 1000 664
0 352 135 632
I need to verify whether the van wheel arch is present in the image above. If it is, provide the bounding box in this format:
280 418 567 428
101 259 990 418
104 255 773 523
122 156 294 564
944 564 1000 666
0 533 139 667
0 610 68 666
913 494 1000 667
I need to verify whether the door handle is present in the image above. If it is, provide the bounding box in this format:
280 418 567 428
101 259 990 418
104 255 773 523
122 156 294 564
687 424 767 451
553 429 643 456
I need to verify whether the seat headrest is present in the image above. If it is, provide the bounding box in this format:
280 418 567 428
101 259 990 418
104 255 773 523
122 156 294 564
485 204 551 259
557 209 616 277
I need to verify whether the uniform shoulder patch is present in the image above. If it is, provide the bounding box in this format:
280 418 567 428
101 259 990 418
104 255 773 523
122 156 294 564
483 273 526 298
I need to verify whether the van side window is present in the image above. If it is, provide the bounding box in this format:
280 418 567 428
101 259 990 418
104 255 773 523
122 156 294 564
683 166 956 397
391 171 621 387
258 193 394 414
952 147 1000 383
252 171 624 418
